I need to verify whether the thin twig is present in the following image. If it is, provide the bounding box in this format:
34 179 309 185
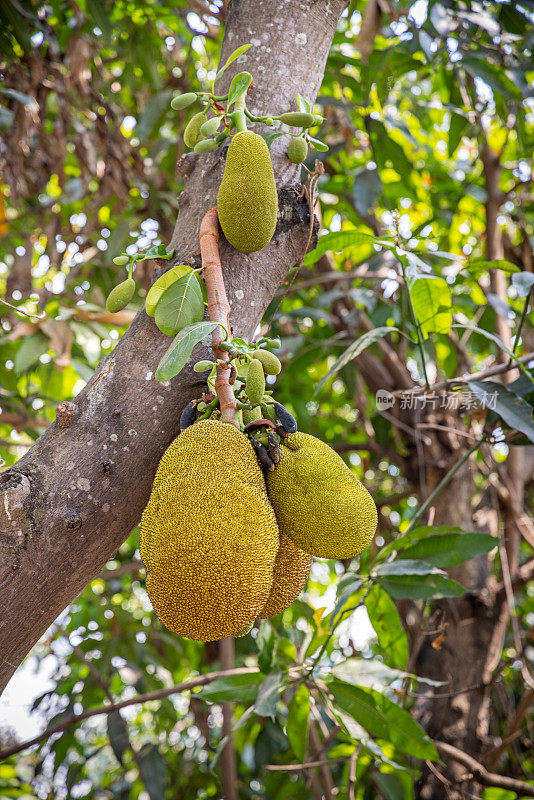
264 756 348 772
0 296 45 319
392 351 534 397
0 667 259 761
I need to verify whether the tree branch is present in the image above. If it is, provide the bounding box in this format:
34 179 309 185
0 667 260 761
434 740 534 796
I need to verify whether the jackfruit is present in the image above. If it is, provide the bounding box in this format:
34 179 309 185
254 349 281 375
246 358 265 405
287 137 308 164
194 139 218 153
279 112 315 128
217 131 278 253
243 405 262 425
260 532 312 618
106 278 135 312
184 111 206 148
266 432 377 559
140 419 279 640
200 117 221 137
171 92 197 110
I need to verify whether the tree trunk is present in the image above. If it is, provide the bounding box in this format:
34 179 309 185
0 0 347 694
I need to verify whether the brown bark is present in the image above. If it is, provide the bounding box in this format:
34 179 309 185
0 0 347 694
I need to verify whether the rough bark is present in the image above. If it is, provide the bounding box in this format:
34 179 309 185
0 0 347 694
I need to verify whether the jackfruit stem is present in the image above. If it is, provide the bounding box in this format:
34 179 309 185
199 207 239 427
232 94 248 133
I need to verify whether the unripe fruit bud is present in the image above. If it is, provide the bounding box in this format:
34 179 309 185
200 117 221 137
264 338 281 350
279 112 315 128
106 278 136 313
194 139 218 153
264 117 274 126
254 349 281 375
287 137 308 164
184 111 207 148
261 402 277 424
193 360 215 372
170 92 197 110
246 358 266 405
112 255 129 266
243 405 262 426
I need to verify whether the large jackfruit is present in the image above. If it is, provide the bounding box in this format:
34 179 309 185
260 532 312 618
217 131 278 253
266 433 377 559
140 419 279 640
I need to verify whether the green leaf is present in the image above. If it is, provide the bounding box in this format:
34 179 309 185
365 584 409 670
352 167 382 216
373 771 406 800
330 577 363 629
409 276 452 338
469 380 534 442
307 136 329 152
452 324 531 377
154 271 204 336
467 258 520 276
297 94 311 113
227 71 253 106
155 321 217 381
315 327 402 394
136 743 167 800
107 712 130 765
448 112 469 157
143 244 174 260
377 525 470 561
214 43 252 83
511 271 534 299
304 229 388 265
329 680 438 761
260 131 286 149
199 672 265 704
374 560 444 577
377 573 465 600
13 333 48 373
287 684 310 761
462 56 523 101
86 0 112 39
399 533 498 568
135 89 173 142
254 673 284 720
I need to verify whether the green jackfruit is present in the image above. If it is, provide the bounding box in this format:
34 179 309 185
246 358 265 405
260 532 312 618
287 137 308 164
184 111 206 148
243 405 262 425
106 278 135 313
266 432 377 559
140 419 279 640
254 349 281 375
217 131 278 253
194 139 218 153
171 92 197 110
279 112 315 128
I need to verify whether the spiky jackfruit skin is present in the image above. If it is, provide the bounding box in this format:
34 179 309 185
260 532 312 618
140 419 279 640
266 433 377 559
217 131 278 253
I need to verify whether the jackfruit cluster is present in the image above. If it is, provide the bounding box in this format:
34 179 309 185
140 419 311 641
217 131 278 253
266 432 377 560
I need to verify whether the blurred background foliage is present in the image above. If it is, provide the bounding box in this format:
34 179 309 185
0 1 533 799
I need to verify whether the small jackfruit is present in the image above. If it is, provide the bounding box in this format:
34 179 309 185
106 278 135 313
260 532 312 618
217 131 278 253
200 117 221 137
243 405 262 425
254 349 281 375
279 112 315 128
287 137 308 164
194 139 218 153
246 358 265 405
266 432 377 559
184 111 206 148
171 92 197 110
140 420 279 640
